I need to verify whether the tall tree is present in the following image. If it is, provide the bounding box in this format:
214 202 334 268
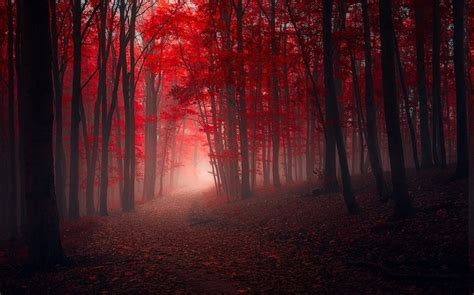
235 0 251 198
379 0 413 218
414 0 433 168
323 0 357 213
361 0 387 199
143 70 160 200
50 0 67 218
452 0 468 179
269 0 281 188
19 0 65 267
69 0 83 220
431 0 446 168
7 0 18 238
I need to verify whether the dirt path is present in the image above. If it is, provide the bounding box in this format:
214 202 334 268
0 169 469 294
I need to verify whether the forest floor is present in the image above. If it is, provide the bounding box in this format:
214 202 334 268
0 168 470 294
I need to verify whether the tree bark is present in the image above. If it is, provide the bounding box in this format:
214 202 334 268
361 0 387 198
270 0 281 188
414 0 433 168
323 0 357 214
50 0 67 219
69 0 83 220
452 0 468 179
379 0 413 218
394 31 420 171
431 0 446 168
7 0 18 238
19 0 65 267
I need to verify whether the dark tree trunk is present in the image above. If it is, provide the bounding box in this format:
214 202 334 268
19 0 65 267
127 0 137 211
235 0 251 198
452 0 468 179
323 0 357 214
361 0 387 199
143 71 160 200
50 0 67 219
69 0 82 220
7 0 18 238
431 0 447 168
379 0 413 218
414 0 433 168
270 0 281 188
394 32 420 171
86 0 109 216
220 3 239 197
121 0 131 211
16 0 27 232
99 4 123 215
282 23 293 184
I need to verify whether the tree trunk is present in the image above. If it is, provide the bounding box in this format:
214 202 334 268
68 0 82 220
143 71 160 200
235 0 251 198
7 0 18 238
379 0 413 218
270 0 281 188
282 23 293 184
431 0 447 168
323 0 357 214
452 0 468 179
127 0 137 211
361 0 387 198
86 0 110 216
99 21 123 216
20 0 65 267
394 31 420 171
414 0 433 168
50 0 67 219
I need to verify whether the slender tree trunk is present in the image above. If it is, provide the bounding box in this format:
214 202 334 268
7 0 18 238
69 0 82 220
99 22 123 216
361 0 387 198
394 32 420 171
452 0 468 179
20 0 65 267
143 71 159 200
282 23 293 183
270 0 281 188
414 0 433 168
432 0 447 168
235 0 251 198
323 0 357 213
50 0 67 219
127 0 137 211
305 75 314 180
16 0 27 233
86 0 110 216
379 0 413 218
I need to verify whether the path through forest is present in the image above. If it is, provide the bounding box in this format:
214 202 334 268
0 169 469 294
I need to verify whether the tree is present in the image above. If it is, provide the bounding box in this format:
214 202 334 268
361 0 387 199
68 0 83 220
50 0 68 218
19 0 65 267
414 0 433 169
234 0 251 198
269 0 281 188
323 0 357 214
379 0 413 218
431 0 446 168
7 0 18 238
452 0 468 179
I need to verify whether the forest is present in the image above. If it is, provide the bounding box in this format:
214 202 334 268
0 0 472 293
